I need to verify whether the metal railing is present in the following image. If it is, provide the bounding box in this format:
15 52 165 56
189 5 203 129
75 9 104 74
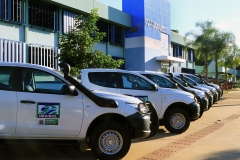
0 38 26 63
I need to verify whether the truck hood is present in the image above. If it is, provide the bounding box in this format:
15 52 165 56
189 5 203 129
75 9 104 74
161 88 194 97
186 87 205 98
194 86 210 93
209 83 220 89
92 90 143 104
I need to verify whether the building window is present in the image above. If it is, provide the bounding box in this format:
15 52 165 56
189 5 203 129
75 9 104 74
28 44 59 69
96 20 108 42
115 26 123 46
179 46 182 58
29 0 57 31
0 39 26 63
172 44 177 57
62 10 77 34
188 49 195 62
110 24 124 46
0 0 25 23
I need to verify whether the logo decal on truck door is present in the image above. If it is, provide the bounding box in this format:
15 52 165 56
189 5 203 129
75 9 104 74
37 103 60 118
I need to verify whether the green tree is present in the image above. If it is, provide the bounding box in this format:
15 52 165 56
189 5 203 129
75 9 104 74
230 44 240 82
185 20 217 79
219 48 233 90
58 8 124 75
210 31 235 84
219 44 240 89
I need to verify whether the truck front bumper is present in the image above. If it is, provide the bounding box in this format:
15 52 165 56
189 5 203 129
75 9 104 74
188 101 200 120
127 112 151 140
201 97 209 111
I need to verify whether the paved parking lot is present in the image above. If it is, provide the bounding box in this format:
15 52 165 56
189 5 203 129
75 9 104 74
125 91 240 160
0 91 240 160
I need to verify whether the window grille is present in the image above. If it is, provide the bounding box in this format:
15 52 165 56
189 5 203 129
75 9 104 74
188 49 195 62
109 24 124 46
96 20 108 42
29 0 57 31
171 66 182 73
62 10 77 34
0 39 26 63
28 44 59 69
0 0 25 23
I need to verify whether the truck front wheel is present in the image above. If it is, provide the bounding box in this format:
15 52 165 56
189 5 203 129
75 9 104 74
164 108 190 133
89 122 131 160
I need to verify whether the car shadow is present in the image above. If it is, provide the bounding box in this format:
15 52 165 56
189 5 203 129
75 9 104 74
132 127 179 143
206 149 240 159
0 143 97 160
211 103 240 108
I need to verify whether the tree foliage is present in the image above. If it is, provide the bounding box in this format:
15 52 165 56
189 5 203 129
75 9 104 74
185 20 217 79
58 8 124 75
185 20 238 85
210 31 235 82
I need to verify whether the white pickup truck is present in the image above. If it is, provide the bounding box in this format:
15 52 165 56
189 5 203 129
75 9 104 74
0 62 158 160
80 69 201 134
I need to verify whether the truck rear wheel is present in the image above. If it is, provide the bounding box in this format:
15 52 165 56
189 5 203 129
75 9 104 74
164 108 190 133
89 122 131 160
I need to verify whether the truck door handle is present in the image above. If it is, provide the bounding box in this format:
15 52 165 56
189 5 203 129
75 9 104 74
124 94 133 97
20 100 36 104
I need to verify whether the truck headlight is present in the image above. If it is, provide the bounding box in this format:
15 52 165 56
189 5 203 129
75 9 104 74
126 102 149 114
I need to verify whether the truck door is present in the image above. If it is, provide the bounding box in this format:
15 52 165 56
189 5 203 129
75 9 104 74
0 66 19 135
16 67 83 137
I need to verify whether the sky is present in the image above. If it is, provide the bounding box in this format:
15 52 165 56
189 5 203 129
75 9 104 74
98 0 240 46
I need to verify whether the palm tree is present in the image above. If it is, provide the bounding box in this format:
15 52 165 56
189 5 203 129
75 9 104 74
210 31 235 84
218 48 233 90
185 20 217 80
231 44 240 82
219 44 240 90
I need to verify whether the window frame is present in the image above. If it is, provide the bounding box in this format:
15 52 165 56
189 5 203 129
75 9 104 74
88 72 121 88
20 67 68 95
120 73 153 91
0 0 25 24
28 0 58 31
150 74 175 88
0 66 22 91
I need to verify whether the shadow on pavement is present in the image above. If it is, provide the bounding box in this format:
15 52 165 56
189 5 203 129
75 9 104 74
132 127 178 144
211 103 240 108
207 149 240 160
0 144 97 160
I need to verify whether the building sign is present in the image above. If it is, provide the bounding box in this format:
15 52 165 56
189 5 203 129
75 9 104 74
161 61 169 68
145 19 167 33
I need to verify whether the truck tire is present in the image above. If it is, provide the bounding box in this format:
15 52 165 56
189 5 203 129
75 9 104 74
164 108 190 133
220 86 223 97
144 101 159 139
89 122 131 160
199 104 204 118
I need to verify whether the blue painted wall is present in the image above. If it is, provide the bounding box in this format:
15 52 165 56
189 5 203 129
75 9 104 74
124 48 145 71
144 0 170 40
123 0 171 71
122 0 145 38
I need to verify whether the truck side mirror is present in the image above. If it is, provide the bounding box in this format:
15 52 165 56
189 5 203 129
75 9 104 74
152 84 158 91
174 83 178 89
61 84 78 96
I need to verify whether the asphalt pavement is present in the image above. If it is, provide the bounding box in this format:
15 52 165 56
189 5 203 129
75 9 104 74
125 91 240 160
